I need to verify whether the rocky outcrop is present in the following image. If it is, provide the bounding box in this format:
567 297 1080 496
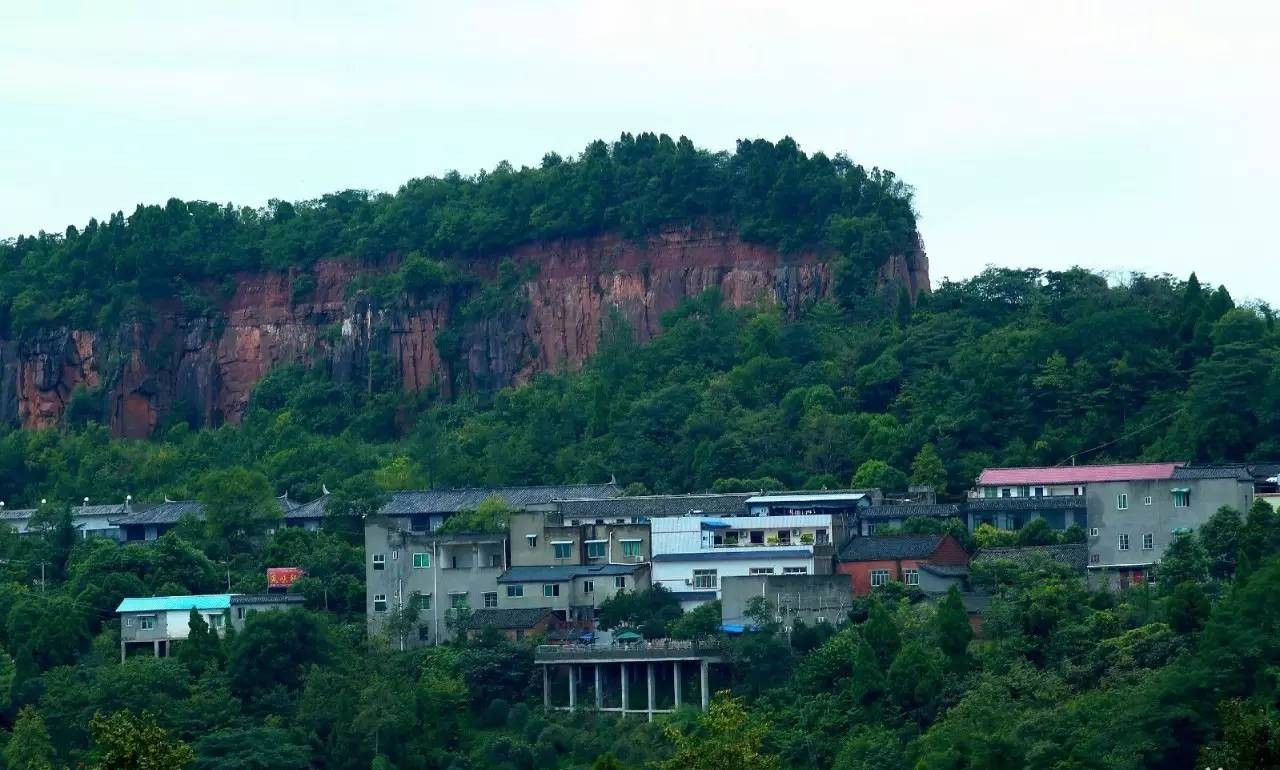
0 228 929 436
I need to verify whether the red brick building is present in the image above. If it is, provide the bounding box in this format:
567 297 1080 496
836 534 969 596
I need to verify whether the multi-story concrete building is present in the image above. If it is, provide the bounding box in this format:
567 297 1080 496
117 592 303 660
364 483 622 646
971 463 1255 589
650 511 844 609
1085 466 1253 588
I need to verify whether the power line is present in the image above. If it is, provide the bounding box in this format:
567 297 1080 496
1056 407 1186 467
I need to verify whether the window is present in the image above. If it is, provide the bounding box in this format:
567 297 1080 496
449 593 469 610
1142 533 1154 550
543 584 560 597
692 569 718 589
1000 488 1012 498
139 615 156 630
412 552 431 569
615 576 626 589
1090 527 1100 537
552 541 573 559
236 607 245 619
1033 486 1045 497
373 594 387 612
782 566 808 575
750 530 764 545
526 534 537 548
777 530 791 545
483 592 498 608
1073 486 1083 496
748 567 775 575
1090 553 1100 564
870 569 890 587
621 540 642 558
207 613 224 629
586 541 607 559
418 594 432 610
1143 496 1153 506
816 528 829 545
583 580 594 594
904 569 920 586
1117 494 1129 510
418 626 430 641
507 584 524 598
1173 490 1190 507
983 487 996 498
1118 533 1130 551
372 553 385 570
815 616 826 624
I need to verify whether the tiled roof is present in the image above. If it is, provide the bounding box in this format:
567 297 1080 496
651 548 812 563
972 543 1089 571
860 503 961 521
497 564 642 583
111 500 204 526
965 497 1086 512
380 483 621 516
977 463 1183 486
0 507 37 521
556 493 751 519
1171 466 1253 481
468 607 558 630
231 594 306 606
116 594 231 613
838 535 944 562
2 503 129 521
277 495 302 513
920 563 970 577
286 494 330 520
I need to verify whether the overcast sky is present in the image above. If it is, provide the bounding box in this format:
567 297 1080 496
2 2 1275 302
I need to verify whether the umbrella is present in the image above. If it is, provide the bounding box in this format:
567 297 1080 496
615 629 643 642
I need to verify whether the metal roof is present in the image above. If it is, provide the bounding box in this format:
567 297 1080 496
977 463 1183 486
746 490 868 505
555 493 751 519
380 483 621 516
468 607 559 630
651 548 812 563
116 594 231 613
838 535 945 562
497 564 643 583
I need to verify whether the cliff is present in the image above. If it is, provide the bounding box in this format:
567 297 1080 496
0 228 928 437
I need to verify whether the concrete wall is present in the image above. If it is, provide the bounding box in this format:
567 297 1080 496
1086 478 1253 574
652 551 817 607
509 513 650 567
365 517 507 646
721 574 854 628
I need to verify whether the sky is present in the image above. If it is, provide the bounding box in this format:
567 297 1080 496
1 1 1276 302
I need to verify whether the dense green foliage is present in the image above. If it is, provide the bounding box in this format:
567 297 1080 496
0 134 914 335
2 135 1280 768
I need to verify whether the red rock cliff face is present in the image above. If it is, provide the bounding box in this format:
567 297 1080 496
0 228 928 437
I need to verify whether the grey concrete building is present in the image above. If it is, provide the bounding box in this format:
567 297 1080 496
720 574 854 630
364 523 508 646
118 592 303 660
1085 466 1254 588
496 563 649 624
509 510 652 568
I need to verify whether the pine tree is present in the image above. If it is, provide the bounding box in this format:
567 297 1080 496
910 443 948 494
933 586 973 671
5 706 54 770
177 608 223 676
861 600 900 670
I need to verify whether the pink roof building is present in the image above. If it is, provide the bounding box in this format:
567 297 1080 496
976 463 1185 487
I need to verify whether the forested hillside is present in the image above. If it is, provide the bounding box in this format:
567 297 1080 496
2 135 1280 770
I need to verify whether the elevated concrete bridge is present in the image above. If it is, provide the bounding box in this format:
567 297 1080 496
534 642 725 720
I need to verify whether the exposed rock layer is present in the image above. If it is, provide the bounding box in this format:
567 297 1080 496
1 228 928 436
